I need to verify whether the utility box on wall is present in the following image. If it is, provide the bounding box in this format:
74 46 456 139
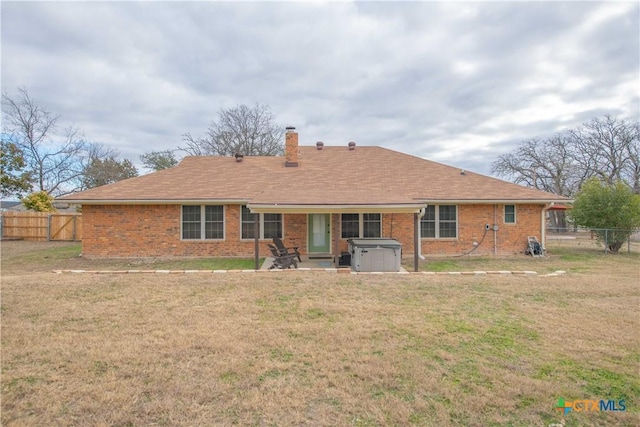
348 238 402 272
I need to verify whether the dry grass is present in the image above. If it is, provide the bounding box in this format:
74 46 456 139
1 242 639 426
0 241 257 275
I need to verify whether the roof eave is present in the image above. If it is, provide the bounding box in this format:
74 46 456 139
416 198 572 204
246 203 425 214
56 198 252 205
57 198 572 208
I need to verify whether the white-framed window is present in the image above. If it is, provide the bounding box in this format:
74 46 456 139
341 214 359 238
241 205 282 239
420 205 458 238
504 204 516 224
182 205 224 240
341 213 382 239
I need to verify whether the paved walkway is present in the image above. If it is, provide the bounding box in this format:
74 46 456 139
52 267 566 277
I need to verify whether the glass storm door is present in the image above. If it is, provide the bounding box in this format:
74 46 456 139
308 214 331 253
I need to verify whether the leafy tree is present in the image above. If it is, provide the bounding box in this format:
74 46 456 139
82 156 138 189
1 140 32 197
140 150 179 171
181 104 284 156
21 190 56 212
2 87 88 196
569 178 640 253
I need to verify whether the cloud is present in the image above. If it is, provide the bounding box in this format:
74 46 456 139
2 1 638 175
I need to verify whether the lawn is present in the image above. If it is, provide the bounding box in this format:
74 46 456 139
1 242 639 426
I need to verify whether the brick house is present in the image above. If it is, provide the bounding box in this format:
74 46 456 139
59 128 568 270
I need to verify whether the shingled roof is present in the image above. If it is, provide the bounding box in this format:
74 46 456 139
59 145 568 208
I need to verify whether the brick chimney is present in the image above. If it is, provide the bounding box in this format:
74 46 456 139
285 126 299 167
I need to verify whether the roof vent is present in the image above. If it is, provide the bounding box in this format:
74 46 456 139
460 169 466 175
235 153 244 162
316 141 324 150
348 141 356 150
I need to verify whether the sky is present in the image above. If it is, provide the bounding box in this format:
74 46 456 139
2 1 638 176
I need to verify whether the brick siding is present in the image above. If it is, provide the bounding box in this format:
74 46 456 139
81 204 544 258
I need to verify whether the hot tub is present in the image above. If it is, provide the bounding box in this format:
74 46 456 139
348 238 402 272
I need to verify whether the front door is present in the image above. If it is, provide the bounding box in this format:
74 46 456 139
308 214 331 253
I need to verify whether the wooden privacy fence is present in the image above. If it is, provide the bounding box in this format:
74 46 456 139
0 212 82 241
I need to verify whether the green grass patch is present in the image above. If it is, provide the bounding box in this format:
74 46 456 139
258 369 284 382
270 347 294 362
18 244 82 262
413 248 640 275
424 260 460 271
305 308 326 319
559 253 596 262
149 258 262 270
443 318 477 334
477 319 540 358
220 371 239 384
536 358 640 402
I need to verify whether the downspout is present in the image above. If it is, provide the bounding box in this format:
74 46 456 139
254 212 260 270
414 213 420 272
541 202 555 250
417 207 426 260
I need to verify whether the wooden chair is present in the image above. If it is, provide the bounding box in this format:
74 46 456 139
273 237 302 262
267 244 298 269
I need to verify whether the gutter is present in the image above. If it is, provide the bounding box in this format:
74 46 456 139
54 199 251 205
60 198 567 207
416 199 568 204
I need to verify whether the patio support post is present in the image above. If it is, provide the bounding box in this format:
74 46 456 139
254 212 260 270
333 213 339 266
414 212 419 272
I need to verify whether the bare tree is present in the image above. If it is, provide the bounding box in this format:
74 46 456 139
492 115 640 232
492 134 581 197
181 104 284 156
2 88 88 196
622 121 640 194
493 115 640 195
570 115 639 188
492 134 582 230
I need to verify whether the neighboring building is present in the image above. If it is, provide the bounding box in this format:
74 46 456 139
0 201 24 212
59 128 568 268
0 200 78 214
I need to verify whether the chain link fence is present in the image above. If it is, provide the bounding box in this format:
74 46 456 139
545 227 640 254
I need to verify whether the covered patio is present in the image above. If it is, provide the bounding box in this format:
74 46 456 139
248 205 425 272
